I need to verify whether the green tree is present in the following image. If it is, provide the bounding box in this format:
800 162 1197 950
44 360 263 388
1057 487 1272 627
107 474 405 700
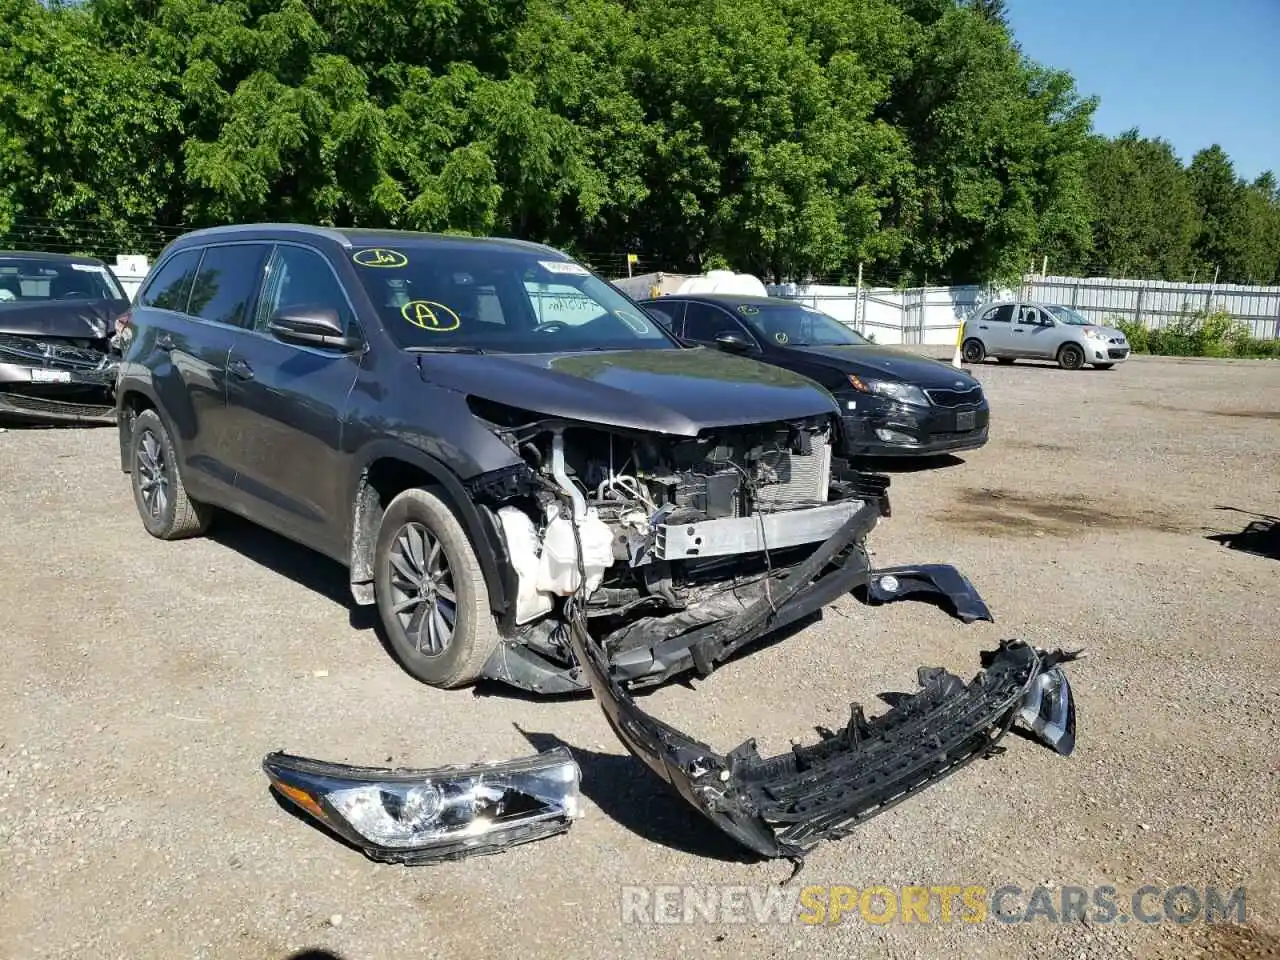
0 0 179 252
1238 172 1280 284
1188 145 1248 281
1080 130 1199 279
883 5 1096 283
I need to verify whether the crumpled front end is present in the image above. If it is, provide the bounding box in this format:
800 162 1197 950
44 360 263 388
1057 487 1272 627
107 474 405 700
0 331 119 423
566 619 1079 860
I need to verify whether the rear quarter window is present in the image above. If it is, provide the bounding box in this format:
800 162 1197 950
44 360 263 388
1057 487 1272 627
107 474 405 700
138 249 202 313
187 243 272 327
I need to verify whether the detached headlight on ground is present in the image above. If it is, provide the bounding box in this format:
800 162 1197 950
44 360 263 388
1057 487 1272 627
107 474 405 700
847 373 929 407
263 747 582 863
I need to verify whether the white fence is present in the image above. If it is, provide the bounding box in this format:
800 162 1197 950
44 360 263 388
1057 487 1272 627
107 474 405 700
770 275 1280 343
768 282 989 345
1019 275 1280 340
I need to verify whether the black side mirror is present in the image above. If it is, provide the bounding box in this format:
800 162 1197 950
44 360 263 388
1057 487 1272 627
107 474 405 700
267 306 363 352
713 330 755 353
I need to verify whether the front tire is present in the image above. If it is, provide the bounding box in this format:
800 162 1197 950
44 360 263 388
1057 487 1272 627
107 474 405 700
1058 343 1085 371
129 409 213 540
373 487 500 688
961 338 986 363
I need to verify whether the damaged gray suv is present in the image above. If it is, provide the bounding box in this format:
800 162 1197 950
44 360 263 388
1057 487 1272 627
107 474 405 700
116 224 1079 861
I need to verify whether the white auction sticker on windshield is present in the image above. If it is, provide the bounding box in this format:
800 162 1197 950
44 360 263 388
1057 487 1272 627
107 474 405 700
539 260 590 276
70 264 107 274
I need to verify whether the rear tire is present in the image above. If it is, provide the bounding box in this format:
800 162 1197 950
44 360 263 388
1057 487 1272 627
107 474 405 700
373 486 500 688
1058 343 1085 371
961 338 986 363
129 409 213 540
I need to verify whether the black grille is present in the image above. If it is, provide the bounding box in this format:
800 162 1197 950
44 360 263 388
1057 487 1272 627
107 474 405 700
1107 349 1129 360
925 385 983 407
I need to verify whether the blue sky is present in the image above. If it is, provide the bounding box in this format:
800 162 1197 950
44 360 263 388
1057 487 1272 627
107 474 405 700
1006 0 1279 182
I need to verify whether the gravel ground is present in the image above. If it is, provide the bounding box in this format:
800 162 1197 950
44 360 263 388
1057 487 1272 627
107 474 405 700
1 355 1278 960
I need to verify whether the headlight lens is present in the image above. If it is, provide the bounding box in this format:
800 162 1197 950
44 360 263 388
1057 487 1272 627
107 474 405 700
1082 327 1108 340
263 746 582 863
847 374 929 407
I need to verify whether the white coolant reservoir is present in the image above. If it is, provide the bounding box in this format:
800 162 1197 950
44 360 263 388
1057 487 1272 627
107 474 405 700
496 507 555 624
537 504 614 597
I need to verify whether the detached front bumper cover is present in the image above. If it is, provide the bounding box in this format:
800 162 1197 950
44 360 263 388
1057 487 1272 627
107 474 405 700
567 620 1080 860
263 747 582 864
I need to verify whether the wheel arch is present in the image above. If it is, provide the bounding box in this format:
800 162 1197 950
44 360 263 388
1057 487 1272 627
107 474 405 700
116 384 164 474
346 441 515 626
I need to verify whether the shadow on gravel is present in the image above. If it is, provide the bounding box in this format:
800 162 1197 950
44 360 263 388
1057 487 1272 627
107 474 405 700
516 726 758 864
285 952 346 960
1207 507 1280 561
0 415 113 429
851 453 965 473
207 512 380 631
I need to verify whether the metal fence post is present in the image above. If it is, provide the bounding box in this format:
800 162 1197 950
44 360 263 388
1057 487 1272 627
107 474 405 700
1135 283 1145 329
855 262 863 331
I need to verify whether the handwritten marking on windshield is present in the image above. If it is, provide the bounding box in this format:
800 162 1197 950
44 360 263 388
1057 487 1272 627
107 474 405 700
614 309 651 334
400 300 461 332
353 248 408 268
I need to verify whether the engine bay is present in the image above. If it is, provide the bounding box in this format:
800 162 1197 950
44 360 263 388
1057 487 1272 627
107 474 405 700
465 407 891 693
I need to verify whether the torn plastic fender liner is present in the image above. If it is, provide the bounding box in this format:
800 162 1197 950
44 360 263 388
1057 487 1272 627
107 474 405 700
566 620 1080 859
865 563 994 624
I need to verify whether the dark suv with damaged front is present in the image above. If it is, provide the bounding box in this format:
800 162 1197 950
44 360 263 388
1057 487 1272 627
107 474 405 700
116 224 1079 861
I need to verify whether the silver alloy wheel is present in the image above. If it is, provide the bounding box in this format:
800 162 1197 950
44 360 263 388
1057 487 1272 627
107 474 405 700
388 521 458 656
136 429 170 520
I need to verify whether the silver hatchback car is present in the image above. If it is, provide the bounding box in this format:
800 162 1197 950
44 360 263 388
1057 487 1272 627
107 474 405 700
961 301 1130 370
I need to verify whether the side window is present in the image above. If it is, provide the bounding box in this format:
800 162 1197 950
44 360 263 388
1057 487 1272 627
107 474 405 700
683 302 744 343
642 300 683 333
138 248 202 312
1018 305 1045 325
983 304 1014 323
253 245 354 334
188 243 272 327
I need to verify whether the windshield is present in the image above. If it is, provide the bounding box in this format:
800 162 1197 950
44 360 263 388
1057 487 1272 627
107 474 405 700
1045 305 1092 326
349 244 676 353
735 301 870 347
0 257 124 305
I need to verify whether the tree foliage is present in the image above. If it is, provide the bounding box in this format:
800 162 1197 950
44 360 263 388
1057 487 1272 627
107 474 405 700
0 0 1275 285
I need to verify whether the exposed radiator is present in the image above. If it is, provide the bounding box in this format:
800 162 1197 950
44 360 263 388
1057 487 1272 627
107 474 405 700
752 442 832 510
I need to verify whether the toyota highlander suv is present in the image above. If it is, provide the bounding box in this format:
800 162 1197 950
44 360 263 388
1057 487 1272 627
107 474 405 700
114 224 1078 860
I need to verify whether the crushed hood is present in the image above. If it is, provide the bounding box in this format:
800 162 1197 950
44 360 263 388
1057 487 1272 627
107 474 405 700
0 298 128 340
417 347 840 435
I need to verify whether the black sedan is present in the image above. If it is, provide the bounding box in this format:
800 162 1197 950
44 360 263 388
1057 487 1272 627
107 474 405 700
637 293 989 458
0 250 129 423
